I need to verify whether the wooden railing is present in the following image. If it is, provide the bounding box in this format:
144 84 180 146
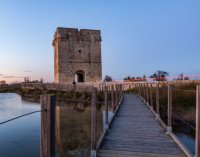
21 83 93 92
90 84 123 157
21 82 127 92
40 83 124 157
39 81 199 157
130 83 199 157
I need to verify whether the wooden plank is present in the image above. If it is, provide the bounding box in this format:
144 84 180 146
40 95 55 157
98 94 186 157
98 149 186 157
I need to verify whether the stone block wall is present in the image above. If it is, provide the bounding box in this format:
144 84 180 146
53 27 102 83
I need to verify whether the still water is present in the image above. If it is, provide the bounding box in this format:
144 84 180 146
0 93 195 156
0 93 40 157
0 93 113 157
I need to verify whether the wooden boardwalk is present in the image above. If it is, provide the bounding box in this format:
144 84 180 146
98 94 187 157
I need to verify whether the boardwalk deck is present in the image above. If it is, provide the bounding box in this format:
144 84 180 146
98 94 187 157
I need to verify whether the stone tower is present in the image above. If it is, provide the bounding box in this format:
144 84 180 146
53 27 102 83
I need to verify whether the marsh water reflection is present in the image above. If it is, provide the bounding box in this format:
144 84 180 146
0 93 114 157
55 101 114 157
0 93 40 157
174 124 195 155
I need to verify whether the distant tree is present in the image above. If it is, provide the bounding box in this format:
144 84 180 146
104 75 113 82
0 80 6 85
184 76 189 80
175 74 189 81
150 70 169 81
124 76 130 81
124 75 147 82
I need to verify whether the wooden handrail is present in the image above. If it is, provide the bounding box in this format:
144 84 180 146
128 82 193 157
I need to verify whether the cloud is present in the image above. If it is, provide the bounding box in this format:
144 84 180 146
0 76 14 78
0 74 26 79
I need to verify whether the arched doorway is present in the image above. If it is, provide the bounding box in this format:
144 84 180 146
75 70 85 83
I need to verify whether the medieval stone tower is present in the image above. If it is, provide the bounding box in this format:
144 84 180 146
53 27 102 83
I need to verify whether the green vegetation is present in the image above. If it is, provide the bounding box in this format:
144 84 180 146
126 82 197 126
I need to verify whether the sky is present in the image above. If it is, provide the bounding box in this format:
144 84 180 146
0 0 200 83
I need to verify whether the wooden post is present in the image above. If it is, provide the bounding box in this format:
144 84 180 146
137 83 140 96
141 84 143 99
167 83 172 132
119 85 121 102
40 95 55 157
117 85 119 97
91 87 97 157
156 83 160 117
111 85 114 111
146 85 149 105
118 84 120 102
143 84 145 100
140 84 142 97
144 84 146 102
115 85 118 108
150 84 153 110
105 86 108 129
116 85 118 103
119 85 121 100
120 84 123 100
196 85 200 157
55 105 61 147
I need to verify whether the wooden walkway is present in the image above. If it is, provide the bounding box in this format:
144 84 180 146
98 94 187 157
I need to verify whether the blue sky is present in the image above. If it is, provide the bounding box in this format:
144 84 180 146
0 0 200 83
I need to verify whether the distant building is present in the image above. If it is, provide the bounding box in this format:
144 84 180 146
53 27 102 83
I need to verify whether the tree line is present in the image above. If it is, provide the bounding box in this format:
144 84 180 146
103 70 190 82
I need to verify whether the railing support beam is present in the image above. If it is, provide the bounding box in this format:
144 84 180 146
167 83 172 132
105 86 108 129
196 85 200 157
40 95 55 157
150 84 153 110
156 83 160 118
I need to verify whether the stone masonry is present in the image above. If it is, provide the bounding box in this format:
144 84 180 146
53 27 102 83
